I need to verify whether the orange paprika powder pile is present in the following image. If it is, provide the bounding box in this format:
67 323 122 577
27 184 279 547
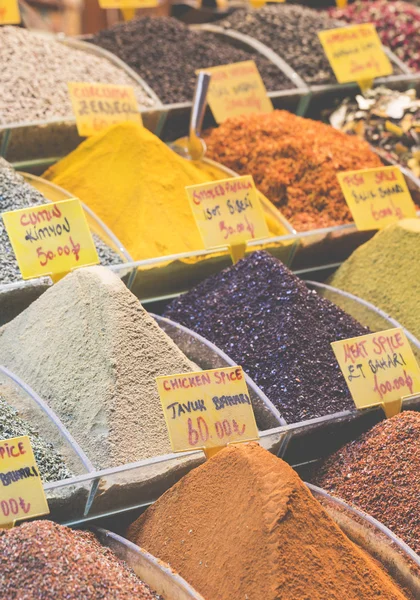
204 110 382 231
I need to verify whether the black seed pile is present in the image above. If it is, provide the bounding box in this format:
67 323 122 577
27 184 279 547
164 251 369 423
0 392 72 483
89 16 292 104
0 159 122 285
219 5 339 85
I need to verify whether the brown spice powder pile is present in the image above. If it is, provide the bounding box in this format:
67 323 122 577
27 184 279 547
204 111 382 231
0 520 163 599
128 443 408 600
310 411 420 554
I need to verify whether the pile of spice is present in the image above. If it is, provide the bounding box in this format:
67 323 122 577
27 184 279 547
0 520 163 599
329 87 420 178
219 5 339 85
0 396 72 482
329 1 420 72
204 110 382 231
310 411 420 554
89 16 291 104
329 219 420 343
0 26 154 127
44 122 284 260
0 158 122 284
128 443 408 600
164 251 368 423
0 266 196 469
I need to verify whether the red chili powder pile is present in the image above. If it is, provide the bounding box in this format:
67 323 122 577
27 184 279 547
204 110 382 231
310 411 420 554
127 443 409 600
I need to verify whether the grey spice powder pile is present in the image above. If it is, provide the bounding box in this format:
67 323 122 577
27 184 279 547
0 25 154 127
0 158 122 284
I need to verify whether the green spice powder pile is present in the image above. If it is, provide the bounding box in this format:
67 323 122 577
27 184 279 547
329 219 420 341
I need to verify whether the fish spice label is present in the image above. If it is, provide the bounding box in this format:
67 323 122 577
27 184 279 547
186 175 269 250
0 436 49 527
2 198 99 280
156 367 259 453
318 24 393 84
332 328 420 417
202 61 273 124
0 0 20 24
68 82 142 137
337 165 416 230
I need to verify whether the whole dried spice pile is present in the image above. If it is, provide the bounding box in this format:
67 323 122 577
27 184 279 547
89 17 291 104
310 411 420 554
0 26 154 127
164 251 368 424
0 395 72 483
204 111 381 231
219 5 338 84
329 87 420 178
0 520 163 599
128 443 409 600
329 1 420 72
0 158 122 284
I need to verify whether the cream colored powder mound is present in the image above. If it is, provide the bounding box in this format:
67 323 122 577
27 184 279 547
0 266 196 469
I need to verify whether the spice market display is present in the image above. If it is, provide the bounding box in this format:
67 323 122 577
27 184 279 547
0 2 420 598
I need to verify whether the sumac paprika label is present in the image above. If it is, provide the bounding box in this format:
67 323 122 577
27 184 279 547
2 198 99 280
0 436 49 527
68 82 142 137
156 367 259 454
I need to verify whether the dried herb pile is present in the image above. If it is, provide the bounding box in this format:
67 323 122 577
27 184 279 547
164 251 368 424
329 0 420 72
204 110 381 231
310 411 420 554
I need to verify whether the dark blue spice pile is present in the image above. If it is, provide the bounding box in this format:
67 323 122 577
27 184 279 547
164 251 368 423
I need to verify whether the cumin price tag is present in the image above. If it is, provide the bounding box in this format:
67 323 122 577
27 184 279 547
156 367 259 457
318 24 393 88
2 198 99 281
337 166 416 230
0 0 20 24
201 61 273 124
68 82 142 137
186 175 269 263
0 436 49 528
331 328 420 418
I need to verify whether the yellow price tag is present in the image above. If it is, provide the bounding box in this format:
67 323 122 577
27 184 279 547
156 367 259 456
337 166 416 231
202 61 273 124
98 0 158 8
2 198 99 281
186 175 269 262
331 328 420 418
0 0 20 24
318 24 393 85
0 436 50 527
68 82 142 137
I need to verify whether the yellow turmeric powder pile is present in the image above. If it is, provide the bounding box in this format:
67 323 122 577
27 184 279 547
44 123 283 261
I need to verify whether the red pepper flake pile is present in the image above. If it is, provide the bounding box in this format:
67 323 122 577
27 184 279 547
204 111 382 231
309 411 420 554
329 1 420 73
0 520 164 599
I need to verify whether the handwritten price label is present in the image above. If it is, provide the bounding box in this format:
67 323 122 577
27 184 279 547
68 82 142 137
98 0 158 7
2 198 99 280
318 24 393 84
0 436 49 527
201 61 273 124
337 166 416 230
156 367 259 454
0 0 20 24
332 328 420 417
186 175 269 253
